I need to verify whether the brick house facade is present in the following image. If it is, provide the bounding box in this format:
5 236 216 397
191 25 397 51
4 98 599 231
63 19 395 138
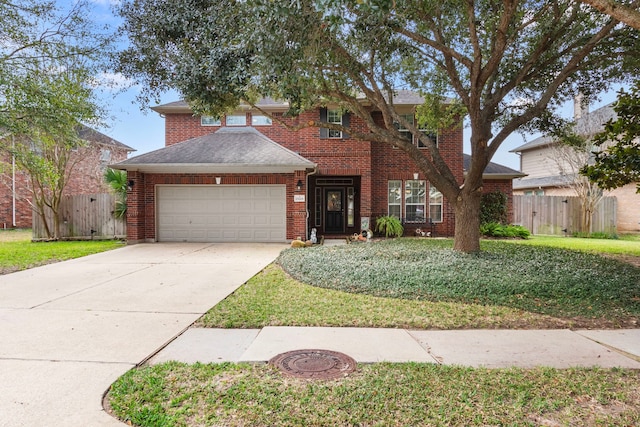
115 94 521 243
0 126 133 228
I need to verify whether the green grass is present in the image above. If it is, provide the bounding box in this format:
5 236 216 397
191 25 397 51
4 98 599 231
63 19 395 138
275 238 639 324
0 230 124 274
511 234 640 256
198 264 574 329
108 362 640 427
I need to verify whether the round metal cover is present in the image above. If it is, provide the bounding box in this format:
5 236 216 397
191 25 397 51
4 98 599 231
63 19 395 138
269 349 357 380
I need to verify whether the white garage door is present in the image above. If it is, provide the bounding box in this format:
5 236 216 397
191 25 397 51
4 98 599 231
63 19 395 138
157 185 286 242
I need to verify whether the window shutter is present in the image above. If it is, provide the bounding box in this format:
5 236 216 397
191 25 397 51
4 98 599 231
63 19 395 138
342 112 350 139
319 108 328 139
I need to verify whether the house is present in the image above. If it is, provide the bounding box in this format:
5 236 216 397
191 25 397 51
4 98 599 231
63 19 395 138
511 103 639 233
113 92 522 243
0 126 134 229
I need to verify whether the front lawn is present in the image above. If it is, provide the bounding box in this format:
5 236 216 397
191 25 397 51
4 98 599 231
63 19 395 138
0 229 124 274
109 237 640 426
108 362 640 427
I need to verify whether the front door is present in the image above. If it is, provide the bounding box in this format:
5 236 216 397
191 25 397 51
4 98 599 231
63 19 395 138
325 189 344 233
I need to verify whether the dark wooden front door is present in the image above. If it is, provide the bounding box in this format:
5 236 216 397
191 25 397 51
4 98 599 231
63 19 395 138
325 189 344 233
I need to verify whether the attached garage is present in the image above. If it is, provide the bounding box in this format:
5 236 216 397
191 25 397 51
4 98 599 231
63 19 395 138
157 185 286 242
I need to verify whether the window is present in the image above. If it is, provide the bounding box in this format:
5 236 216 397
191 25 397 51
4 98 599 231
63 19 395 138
201 116 221 126
327 109 342 138
100 149 111 163
347 187 355 227
314 187 322 227
388 180 402 218
416 129 438 148
397 114 414 142
405 180 426 222
226 114 246 126
429 186 443 222
251 114 272 126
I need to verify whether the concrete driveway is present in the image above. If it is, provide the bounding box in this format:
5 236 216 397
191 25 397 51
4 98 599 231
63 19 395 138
0 243 286 427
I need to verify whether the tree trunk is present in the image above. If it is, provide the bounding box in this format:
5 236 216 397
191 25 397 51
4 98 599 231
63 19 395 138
452 190 483 253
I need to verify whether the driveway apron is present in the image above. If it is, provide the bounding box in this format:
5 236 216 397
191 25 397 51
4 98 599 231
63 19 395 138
0 243 285 427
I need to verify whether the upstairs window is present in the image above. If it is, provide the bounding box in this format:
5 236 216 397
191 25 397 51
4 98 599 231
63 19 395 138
201 116 221 126
416 129 438 148
397 114 414 142
251 115 272 126
327 109 342 138
319 108 350 139
226 114 246 126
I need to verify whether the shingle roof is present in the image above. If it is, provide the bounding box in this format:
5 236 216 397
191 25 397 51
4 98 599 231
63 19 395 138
463 154 525 179
77 125 135 152
511 103 617 153
111 127 316 173
152 98 290 114
512 175 574 189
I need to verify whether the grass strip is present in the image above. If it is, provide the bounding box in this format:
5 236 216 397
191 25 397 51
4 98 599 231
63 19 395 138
107 362 640 427
198 264 573 329
0 239 124 274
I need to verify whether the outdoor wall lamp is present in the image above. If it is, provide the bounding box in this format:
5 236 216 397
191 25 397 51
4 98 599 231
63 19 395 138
296 180 303 191
127 180 135 191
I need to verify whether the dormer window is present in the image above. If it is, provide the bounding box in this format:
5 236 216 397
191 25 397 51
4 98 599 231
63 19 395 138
226 114 246 126
251 115 272 126
201 116 221 126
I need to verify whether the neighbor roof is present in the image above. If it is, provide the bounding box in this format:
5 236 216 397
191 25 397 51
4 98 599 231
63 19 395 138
512 174 574 190
463 154 525 179
111 127 316 173
77 125 135 152
511 103 617 153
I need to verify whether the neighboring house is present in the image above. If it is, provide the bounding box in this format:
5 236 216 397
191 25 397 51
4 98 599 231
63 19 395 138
511 103 639 233
113 92 522 243
0 126 134 228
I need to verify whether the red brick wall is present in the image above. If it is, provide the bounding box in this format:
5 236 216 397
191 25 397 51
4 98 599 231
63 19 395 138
0 145 129 228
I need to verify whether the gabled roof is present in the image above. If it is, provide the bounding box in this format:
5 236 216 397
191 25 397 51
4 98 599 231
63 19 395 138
111 127 316 173
152 97 290 114
77 125 135 152
151 90 451 114
511 103 617 153
463 154 525 179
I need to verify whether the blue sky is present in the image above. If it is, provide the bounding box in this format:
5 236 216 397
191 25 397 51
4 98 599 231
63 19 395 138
89 1 623 171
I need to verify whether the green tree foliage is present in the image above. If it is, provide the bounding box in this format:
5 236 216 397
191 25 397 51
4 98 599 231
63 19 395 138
479 192 508 225
117 0 638 252
582 81 640 193
0 0 113 239
104 168 128 219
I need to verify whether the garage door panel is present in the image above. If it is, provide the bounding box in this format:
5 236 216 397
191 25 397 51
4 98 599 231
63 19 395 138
157 185 286 242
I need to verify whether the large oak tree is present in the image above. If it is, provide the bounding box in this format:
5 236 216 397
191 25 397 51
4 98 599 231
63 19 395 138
118 0 638 252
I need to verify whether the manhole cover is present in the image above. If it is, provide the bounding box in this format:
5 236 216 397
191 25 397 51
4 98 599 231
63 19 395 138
269 349 357 380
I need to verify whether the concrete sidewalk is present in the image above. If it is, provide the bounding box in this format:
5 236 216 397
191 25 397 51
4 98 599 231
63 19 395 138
150 326 640 369
0 243 287 427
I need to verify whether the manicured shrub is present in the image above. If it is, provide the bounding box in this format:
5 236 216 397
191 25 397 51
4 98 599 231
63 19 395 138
375 215 404 238
480 191 508 225
480 222 530 239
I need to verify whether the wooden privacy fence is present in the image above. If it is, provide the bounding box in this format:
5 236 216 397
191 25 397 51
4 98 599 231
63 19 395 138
513 195 617 235
33 193 126 240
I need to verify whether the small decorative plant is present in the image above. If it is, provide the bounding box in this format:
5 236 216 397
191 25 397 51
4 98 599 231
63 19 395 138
375 215 404 238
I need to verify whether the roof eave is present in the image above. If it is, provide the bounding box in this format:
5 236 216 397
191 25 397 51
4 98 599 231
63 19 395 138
111 163 316 174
